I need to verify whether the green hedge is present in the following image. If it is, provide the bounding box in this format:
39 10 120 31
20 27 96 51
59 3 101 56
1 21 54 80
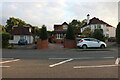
65 24 75 40
116 22 120 44
40 25 48 40
91 29 105 41
2 32 10 48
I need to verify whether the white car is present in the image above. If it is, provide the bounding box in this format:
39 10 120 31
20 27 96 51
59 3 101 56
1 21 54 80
77 38 107 49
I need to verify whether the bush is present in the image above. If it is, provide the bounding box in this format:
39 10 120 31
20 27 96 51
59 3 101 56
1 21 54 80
116 22 120 44
2 32 10 48
65 24 75 40
108 37 116 42
40 25 48 40
91 29 105 41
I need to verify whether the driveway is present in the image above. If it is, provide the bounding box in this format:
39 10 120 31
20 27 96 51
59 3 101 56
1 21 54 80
13 44 36 49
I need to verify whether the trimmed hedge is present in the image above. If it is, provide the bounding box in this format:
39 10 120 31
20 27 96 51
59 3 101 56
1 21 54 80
65 24 75 40
2 32 10 48
116 22 120 44
40 25 48 40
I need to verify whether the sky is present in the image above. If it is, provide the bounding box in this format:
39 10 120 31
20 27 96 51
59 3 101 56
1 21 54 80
0 0 119 30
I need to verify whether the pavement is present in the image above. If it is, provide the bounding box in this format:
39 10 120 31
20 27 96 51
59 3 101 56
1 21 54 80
1 47 119 78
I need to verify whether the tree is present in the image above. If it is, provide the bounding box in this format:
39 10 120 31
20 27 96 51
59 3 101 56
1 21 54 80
69 19 81 33
82 27 92 37
116 22 120 44
91 29 105 41
69 19 87 33
40 25 48 40
6 17 29 32
0 25 6 33
65 24 75 40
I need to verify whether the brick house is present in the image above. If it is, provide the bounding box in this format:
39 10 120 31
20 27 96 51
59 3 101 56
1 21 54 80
52 22 68 43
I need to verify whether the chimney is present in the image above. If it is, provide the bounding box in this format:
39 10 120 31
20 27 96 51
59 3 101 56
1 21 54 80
87 14 90 24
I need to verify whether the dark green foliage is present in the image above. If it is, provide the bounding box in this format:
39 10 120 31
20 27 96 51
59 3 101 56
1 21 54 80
116 22 120 44
82 27 92 37
6 17 32 32
40 25 48 40
91 29 105 41
65 24 75 40
47 31 52 36
69 19 87 33
2 32 10 48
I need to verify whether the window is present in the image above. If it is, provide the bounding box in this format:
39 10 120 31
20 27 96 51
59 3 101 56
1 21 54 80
63 25 68 30
56 34 64 39
90 38 98 42
84 39 90 41
20 36 24 39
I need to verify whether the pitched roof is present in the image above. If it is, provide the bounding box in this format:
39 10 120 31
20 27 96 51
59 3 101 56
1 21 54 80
62 22 68 25
82 17 113 28
54 22 68 28
10 26 32 35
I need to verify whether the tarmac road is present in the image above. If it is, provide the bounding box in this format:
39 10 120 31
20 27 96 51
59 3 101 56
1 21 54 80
2 48 119 78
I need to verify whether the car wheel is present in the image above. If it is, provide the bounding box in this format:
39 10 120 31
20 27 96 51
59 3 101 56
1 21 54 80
100 44 105 48
82 45 87 49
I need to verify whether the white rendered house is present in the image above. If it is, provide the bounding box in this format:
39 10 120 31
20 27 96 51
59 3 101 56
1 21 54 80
81 14 116 37
9 26 34 44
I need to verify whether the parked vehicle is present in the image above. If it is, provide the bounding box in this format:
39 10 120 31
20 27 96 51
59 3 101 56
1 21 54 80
108 37 116 42
77 38 107 49
18 39 28 45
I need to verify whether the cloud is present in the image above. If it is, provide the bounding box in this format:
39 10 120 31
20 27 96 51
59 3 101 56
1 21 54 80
65 2 118 27
0 0 118 30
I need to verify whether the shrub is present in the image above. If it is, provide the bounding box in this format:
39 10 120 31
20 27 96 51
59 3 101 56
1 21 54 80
65 24 75 40
2 32 10 48
91 29 105 41
40 25 48 40
116 22 120 44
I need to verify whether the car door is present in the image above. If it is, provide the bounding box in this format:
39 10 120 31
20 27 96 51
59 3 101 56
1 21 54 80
84 39 91 47
90 38 100 47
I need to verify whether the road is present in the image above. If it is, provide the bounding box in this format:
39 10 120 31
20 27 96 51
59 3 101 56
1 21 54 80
1 48 119 78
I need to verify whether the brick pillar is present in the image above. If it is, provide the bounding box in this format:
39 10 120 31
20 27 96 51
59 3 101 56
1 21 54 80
64 39 77 48
37 39 48 49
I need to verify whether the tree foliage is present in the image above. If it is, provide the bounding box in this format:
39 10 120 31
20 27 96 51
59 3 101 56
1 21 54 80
69 19 87 33
91 29 105 41
6 17 30 32
65 24 75 40
0 25 6 33
40 25 48 40
116 22 120 44
82 27 92 37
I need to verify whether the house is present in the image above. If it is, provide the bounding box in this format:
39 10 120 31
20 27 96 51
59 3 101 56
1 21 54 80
52 22 68 43
9 26 34 44
81 14 116 38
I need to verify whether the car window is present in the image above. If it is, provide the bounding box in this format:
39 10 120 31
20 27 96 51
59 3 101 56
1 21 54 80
84 39 90 41
90 39 98 42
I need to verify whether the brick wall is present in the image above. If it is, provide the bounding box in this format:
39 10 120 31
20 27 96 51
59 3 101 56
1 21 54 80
64 39 77 48
54 26 63 31
37 39 48 49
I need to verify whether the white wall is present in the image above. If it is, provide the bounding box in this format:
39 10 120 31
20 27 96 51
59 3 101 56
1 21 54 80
81 24 107 36
107 27 116 37
9 35 33 44
81 24 116 38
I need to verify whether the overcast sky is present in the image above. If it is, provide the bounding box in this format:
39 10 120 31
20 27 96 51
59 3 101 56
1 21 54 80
0 0 119 30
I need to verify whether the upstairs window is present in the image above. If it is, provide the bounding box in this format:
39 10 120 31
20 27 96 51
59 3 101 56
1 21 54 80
63 25 68 30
